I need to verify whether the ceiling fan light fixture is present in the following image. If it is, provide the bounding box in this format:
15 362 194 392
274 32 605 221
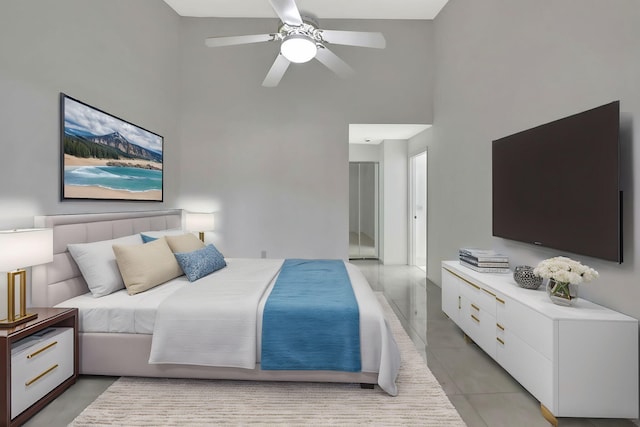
280 35 317 63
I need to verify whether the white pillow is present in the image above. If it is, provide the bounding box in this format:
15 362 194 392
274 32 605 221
67 234 143 297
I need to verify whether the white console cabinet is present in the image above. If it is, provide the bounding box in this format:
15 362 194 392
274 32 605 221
442 261 638 422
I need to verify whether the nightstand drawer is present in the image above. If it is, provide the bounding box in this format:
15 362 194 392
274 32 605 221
10 327 74 419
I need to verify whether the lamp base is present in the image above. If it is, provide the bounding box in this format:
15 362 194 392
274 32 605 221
0 312 38 328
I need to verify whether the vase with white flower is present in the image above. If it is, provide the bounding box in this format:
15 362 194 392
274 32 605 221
533 256 599 306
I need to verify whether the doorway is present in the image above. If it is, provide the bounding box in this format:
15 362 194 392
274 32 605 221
349 162 379 259
410 151 427 271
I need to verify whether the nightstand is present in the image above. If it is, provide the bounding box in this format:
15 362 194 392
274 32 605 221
1 307 78 427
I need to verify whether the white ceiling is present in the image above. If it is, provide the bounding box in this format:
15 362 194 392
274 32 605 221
162 0 449 20
349 124 431 145
163 1 441 144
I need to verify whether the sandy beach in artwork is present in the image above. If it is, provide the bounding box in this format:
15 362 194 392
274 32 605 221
63 154 162 200
64 185 162 201
64 154 162 170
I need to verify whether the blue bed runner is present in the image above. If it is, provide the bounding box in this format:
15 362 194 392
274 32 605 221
261 259 361 372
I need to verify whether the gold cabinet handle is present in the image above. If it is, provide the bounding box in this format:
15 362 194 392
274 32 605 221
466 281 481 290
482 288 496 297
471 314 480 323
27 341 58 359
25 364 58 387
443 267 482 290
496 337 505 345
496 323 505 331
496 297 505 304
471 303 480 311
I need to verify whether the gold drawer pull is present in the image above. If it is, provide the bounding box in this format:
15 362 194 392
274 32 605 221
482 288 496 297
471 314 480 323
25 364 58 387
466 281 481 290
496 337 505 345
496 323 505 331
471 303 480 311
443 267 481 290
496 297 505 304
27 341 58 359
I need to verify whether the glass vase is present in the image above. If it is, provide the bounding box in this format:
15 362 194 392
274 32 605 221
546 278 578 306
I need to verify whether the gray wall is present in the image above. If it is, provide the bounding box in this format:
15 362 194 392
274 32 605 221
0 0 181 229
430 0 640 318
381 139 409 264
175 17 433 259
0 2 433 262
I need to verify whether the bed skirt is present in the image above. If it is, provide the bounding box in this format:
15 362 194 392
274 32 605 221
79 332 379 385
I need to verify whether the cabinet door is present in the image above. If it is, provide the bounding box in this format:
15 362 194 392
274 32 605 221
441 268 460 322
460 295 497 359
498 294 553 360
496 329 553 409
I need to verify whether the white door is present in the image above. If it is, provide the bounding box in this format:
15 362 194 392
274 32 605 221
410 152 427 271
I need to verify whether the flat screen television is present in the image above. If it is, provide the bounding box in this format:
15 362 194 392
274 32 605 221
492 101 622 262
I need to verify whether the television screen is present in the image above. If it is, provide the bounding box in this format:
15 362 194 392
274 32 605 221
492 101 621 262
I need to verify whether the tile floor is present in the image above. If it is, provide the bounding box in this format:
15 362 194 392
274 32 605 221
22 261 640 427
354 260 640 427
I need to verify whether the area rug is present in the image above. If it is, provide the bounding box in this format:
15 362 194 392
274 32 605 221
70 295 465 426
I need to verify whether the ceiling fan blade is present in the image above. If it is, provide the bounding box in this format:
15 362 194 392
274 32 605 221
320 30 386 49
315 46 355 79
268 0 303 26
262 54 291 87
205 34 275 48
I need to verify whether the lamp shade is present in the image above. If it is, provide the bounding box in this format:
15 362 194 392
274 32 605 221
0 228 53 271
280 35 317 63
185 213 215 232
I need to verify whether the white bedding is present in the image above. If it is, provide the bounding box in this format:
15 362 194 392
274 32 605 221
56 258 401 395
55 277 188 334
149 258 284 369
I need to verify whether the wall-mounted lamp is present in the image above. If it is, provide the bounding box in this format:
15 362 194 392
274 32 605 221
0 228 53 328
185 212 215 243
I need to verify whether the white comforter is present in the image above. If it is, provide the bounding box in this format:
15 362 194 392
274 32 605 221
148 258 283 369
148 259 401 396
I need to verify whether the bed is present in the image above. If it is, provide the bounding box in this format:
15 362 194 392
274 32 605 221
31 210 401 395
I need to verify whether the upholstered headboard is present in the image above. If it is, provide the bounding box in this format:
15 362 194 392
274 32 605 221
32 210 182 307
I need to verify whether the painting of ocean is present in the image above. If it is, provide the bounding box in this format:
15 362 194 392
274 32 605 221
61 93 163 201
64 166 162 193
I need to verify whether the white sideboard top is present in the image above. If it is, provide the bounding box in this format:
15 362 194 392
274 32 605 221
442 260 637 323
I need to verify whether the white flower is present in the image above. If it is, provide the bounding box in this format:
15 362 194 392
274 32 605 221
533 256 599 285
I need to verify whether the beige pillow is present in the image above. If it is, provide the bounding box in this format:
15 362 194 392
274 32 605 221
113 238 183 295
165 233 205 253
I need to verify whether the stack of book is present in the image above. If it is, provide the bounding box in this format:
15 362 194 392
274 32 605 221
458 248 510 273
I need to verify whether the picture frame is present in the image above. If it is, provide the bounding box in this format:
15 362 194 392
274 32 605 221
60 93 164 201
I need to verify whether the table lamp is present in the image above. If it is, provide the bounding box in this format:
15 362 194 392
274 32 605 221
185 212 215 242
0 228 53 328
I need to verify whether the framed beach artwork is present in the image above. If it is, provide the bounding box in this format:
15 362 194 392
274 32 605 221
60 93 163 201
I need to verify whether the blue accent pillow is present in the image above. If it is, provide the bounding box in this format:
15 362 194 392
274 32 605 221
141 234 158 243
174 244 227 282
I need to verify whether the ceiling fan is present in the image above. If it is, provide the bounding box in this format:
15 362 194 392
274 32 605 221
204 0 386 87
